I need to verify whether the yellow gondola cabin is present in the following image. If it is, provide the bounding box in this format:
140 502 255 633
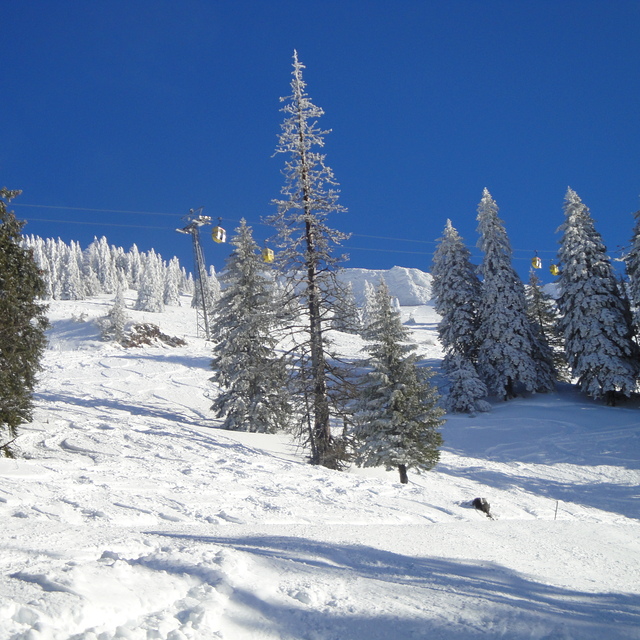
262 247 274 263
531 256 542 269
212 224 226 243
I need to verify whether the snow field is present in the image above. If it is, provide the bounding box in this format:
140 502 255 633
1 293 639 639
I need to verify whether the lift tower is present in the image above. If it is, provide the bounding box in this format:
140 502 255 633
176 208 212 340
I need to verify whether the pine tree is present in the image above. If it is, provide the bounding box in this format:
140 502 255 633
557 188 638 404
526 270 568 382
163 257 182 306
266 51 350 468
352 280 444 484
0 189 49 457
476 189 552 399
431 219 489 413
99 287 129 343
360 280 378 335
431 219 482 360
60 241 85 301
210 220 291 433
135 249 165 313
443 354 490 414
331 281 362 334
625 209 640 337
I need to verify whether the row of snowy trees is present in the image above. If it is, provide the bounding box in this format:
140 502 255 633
209 53 445 482
22 235 221 314
432 187 639 410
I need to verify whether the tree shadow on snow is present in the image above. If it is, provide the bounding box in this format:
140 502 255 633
35 390 212 428
147 531 640 639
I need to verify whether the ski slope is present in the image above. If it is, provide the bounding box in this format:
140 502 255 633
1 290 639 639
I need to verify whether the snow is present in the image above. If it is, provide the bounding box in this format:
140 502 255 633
338 266 433 306
1 288 640 639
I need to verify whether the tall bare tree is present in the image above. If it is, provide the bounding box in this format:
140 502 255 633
267 52 350 468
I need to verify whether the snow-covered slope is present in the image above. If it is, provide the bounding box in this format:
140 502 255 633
340 266 433 305
1 293 639 639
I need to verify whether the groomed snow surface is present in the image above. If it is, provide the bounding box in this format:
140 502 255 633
1 289 639 640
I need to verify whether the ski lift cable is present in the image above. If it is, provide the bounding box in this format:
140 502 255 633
12 203 574 258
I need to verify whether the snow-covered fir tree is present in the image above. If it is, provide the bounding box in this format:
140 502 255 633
352 279 444 484
99 287 129 343
557 188 638 404
44 238 62 299
624 208 640 337
26 236 53 299
431 219 488 413
432 220 482 360
526 270 568 382
266 51 351 468
163 257 182 306
360 280 378 335
475 189 554 399
135 249 165 313
128 244 143 290
443 354 490 414
331 281 362 334
92 237 118 294
60 241 85 301
210 220 291 433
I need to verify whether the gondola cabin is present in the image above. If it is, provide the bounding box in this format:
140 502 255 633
262 247 275 263
212 225 226 243
531 256 542 269
549 264 560 276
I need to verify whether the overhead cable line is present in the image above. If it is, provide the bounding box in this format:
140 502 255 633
13 202 560 258
13 203 180 218
22 218 173 231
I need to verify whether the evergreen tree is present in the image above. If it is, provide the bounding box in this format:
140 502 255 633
210 220 291 433
135 250 165 313
476 189 552 399
99 287 129 343
443 354 490 414
331 281 362 334
526 270 568 382
431 219 489 413
266 51 350 468
163 257 182 306
29 236 53 299
360 280 378 335
352 280 444 484
128 244 143 290
0 189 49 457
624 209 640 337
44 238 62 299
60 241 85 301
557 188 638 404
431 219 482 360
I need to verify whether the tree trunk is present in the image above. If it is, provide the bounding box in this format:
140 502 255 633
398 464 408 484
304 207 333 468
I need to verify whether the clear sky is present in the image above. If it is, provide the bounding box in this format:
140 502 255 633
3 0 639 281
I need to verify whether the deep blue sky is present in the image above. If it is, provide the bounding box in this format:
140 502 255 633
3 1 639 280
